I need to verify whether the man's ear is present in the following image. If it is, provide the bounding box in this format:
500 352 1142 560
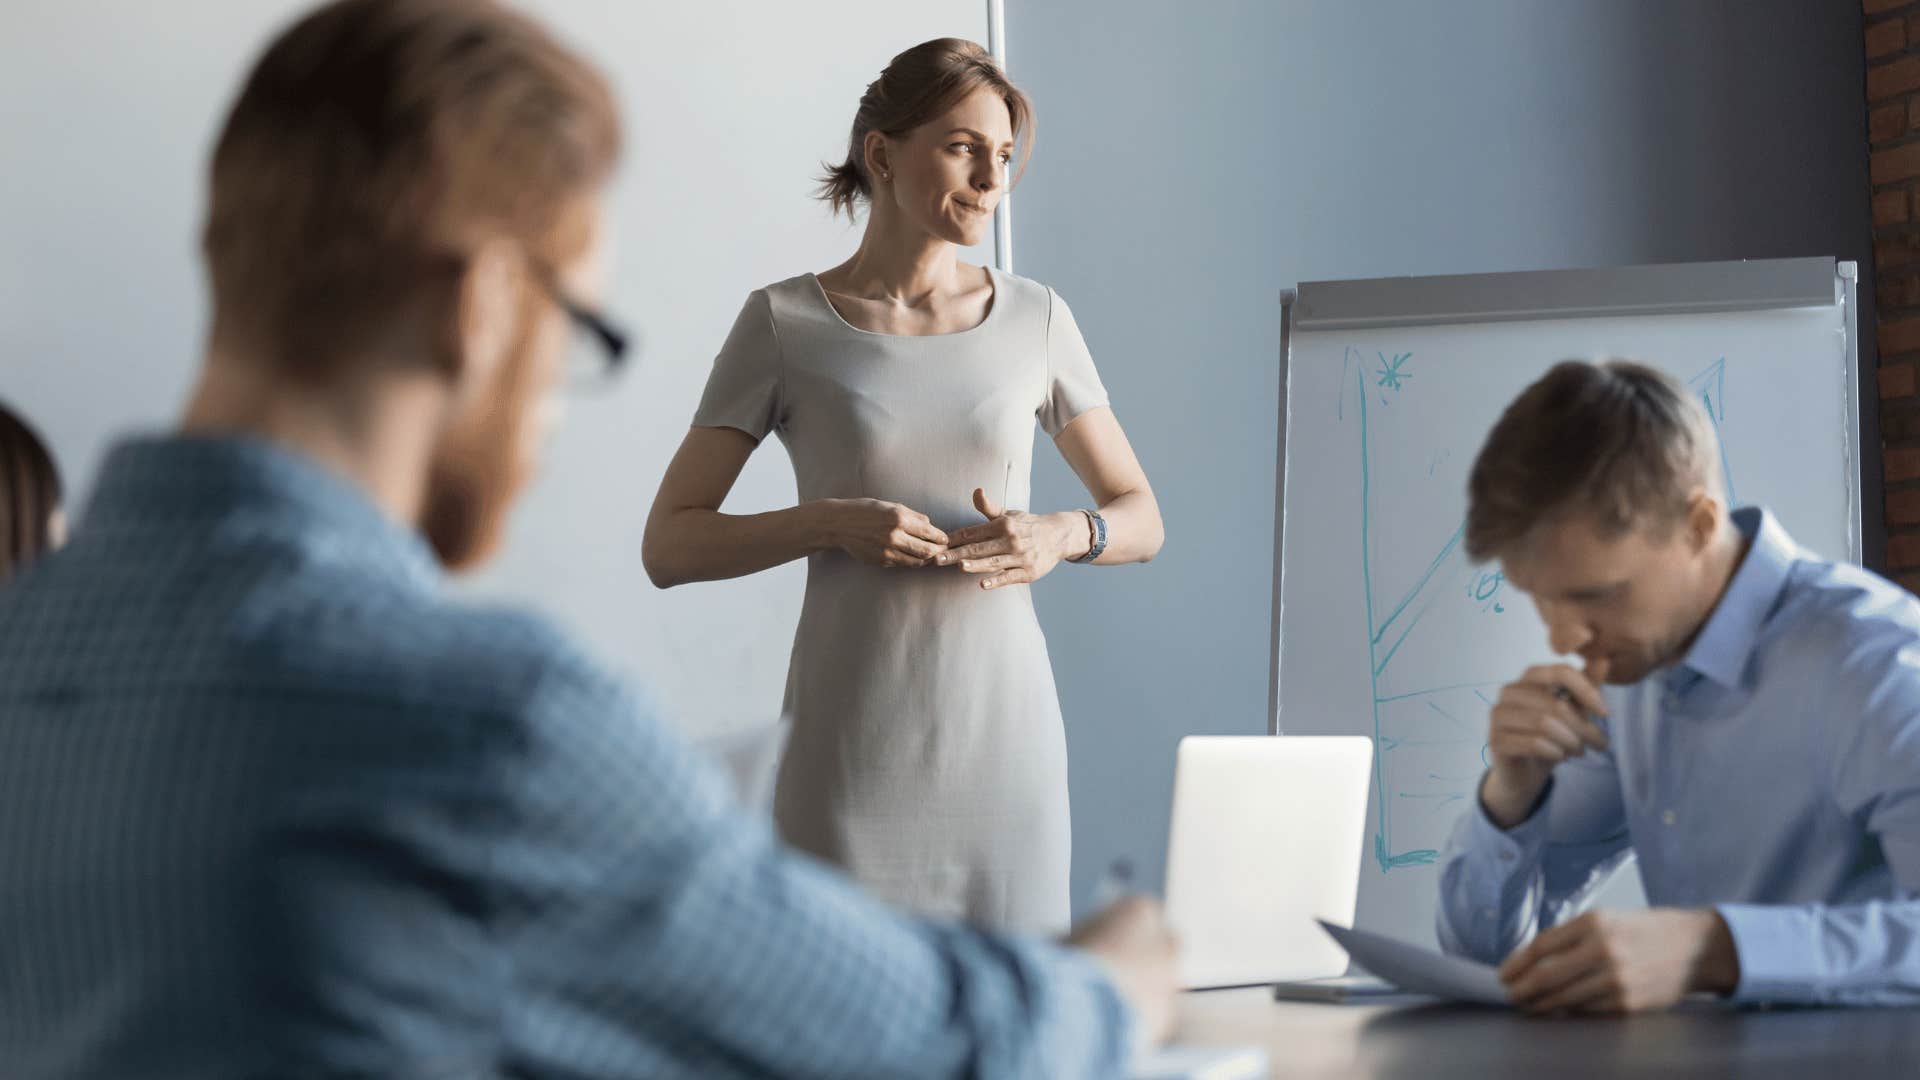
1684 488 1722 554
439 237 525 405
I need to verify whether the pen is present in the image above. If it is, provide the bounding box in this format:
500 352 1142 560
1551 684 1611 753
1551 684 1593 716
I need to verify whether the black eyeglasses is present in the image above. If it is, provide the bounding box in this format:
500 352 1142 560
534 266 635 390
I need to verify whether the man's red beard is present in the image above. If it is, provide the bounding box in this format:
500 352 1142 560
421 443 524 571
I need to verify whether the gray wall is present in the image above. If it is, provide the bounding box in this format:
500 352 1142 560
1 0 988 745
1009 0 1875 914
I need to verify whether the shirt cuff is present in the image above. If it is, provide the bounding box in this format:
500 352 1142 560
1446 781 1554 944
1466 779 1554 864
1717 903 1818 1004
1056 946 1141 1068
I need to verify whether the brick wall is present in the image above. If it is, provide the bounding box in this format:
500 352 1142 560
1868 0 1920 588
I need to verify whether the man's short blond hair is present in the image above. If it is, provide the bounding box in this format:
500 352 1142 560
202 0 620 372
1465 360 1723 563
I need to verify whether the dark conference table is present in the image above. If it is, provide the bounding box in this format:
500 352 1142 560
1176 987 1920 1077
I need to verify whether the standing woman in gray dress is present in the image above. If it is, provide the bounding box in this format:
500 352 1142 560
642 38 1162 933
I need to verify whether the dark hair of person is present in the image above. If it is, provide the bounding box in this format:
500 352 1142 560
0 400 63 584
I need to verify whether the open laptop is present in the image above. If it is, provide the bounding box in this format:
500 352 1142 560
1163 735 1373 989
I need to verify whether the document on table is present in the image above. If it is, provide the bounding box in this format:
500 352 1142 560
1128 1044 1269 1080
1317 920 1510 1007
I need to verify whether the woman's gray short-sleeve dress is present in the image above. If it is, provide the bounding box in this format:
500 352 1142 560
691 268 1107 933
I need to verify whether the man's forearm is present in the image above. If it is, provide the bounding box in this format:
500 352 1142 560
1717 898 1920 1006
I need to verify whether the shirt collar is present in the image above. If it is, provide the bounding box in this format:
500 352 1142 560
80 433 441 591
1673 507 1799 691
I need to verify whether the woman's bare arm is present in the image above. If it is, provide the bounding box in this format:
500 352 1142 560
642 426 949 588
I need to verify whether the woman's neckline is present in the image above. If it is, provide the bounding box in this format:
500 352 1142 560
804 266 1001 340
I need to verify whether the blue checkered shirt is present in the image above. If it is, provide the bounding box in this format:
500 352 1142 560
0 435 1133 1079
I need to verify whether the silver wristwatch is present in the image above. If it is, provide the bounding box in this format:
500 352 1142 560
1072 509 1108 563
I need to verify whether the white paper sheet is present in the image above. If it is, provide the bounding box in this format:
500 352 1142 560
1128 1044 1270 1080
1317 920 1509 1007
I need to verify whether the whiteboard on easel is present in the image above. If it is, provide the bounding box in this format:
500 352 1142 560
1270 257 1861 946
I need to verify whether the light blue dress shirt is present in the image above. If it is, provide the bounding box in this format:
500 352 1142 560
1437 507 1920 1006
0 436 1133 1078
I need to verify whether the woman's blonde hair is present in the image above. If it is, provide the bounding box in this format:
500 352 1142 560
817 38 1034 219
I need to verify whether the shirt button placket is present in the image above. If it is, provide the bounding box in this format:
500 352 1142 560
1656 680 1684 848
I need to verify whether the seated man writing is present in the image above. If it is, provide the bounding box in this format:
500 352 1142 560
1438 359 1920 1012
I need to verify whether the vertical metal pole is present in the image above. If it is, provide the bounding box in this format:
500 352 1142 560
1270 290 1295 734
987 0 1013 273
1841 261 1864 565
